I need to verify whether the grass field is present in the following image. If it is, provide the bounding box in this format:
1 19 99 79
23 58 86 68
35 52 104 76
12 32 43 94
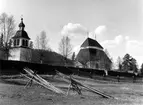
0 75 143 105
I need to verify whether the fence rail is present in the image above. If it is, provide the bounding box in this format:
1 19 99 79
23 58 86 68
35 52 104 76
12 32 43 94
0 60 142 83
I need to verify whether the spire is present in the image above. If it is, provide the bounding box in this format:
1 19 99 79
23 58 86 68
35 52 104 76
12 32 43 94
19 17 25 30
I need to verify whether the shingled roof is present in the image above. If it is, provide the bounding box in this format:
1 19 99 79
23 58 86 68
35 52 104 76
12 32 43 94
81 38 103 49
12 18 30 40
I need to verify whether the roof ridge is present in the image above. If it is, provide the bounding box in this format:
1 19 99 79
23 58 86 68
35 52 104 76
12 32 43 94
81 38 103 49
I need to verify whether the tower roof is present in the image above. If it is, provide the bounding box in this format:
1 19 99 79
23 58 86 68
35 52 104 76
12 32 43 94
18 18 25 29
81 38 103 49
12 18 30 40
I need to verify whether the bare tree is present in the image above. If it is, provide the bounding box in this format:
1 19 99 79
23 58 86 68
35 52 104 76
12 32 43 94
3 39 12 60
40 31 47 49
35 35 40 49
58 36 72 58
0 13 16 60
0 13 16 43
116 56 122 71
34 31 51 50
0 33 4 48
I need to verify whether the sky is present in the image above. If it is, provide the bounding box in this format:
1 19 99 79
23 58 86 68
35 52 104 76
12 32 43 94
0 0 143 67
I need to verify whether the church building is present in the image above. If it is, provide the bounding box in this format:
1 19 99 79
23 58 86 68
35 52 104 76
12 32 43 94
9 18 32 62
76 38 112 70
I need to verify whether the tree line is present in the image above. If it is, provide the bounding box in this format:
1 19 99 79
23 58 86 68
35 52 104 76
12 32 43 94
116 54 143 75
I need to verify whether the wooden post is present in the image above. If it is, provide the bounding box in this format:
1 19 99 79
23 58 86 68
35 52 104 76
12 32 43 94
66 82 72 96
24 75 34 88
117 75 120 82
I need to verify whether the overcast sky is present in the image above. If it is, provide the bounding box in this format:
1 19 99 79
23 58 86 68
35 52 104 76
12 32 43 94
0 0 143 66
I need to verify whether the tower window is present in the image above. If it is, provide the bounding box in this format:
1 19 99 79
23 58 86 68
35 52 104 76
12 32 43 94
17 39 19 46
22 39 28 47
22 39 25 46
14 40 16 46
25 40 28 46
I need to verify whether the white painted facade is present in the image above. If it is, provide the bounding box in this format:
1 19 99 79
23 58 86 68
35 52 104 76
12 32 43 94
8 47 32 62
7 18 31 62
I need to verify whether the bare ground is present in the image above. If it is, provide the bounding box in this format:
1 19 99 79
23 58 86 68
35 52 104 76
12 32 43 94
0 75 143 105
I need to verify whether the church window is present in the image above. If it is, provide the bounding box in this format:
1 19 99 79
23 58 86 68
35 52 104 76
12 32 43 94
22 39 25 46
25 40 28 46
17 39 19 45
14 40 16 46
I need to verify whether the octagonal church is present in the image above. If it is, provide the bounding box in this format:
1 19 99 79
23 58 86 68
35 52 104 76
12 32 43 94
76 38 112 70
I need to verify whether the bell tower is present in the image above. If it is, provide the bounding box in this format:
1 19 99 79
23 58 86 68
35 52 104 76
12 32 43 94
12 18 30 48
9 18 32 62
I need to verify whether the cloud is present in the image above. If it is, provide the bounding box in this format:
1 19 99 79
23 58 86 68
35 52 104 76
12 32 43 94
61 23 88 37
61 24 107 40
114 35 124 44
101 35 143 66
95 25 107 35
101 35 126 48
126 40 143 56
88 25 107 40
100 35 128 68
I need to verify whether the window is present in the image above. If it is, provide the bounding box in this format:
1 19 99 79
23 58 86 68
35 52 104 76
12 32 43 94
22 39 25 46
21 39 29 47
17 39 19 45
25 40 28 46
14 40 16 46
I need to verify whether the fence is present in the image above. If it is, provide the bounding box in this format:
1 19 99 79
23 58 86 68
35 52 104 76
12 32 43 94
0 60 142 83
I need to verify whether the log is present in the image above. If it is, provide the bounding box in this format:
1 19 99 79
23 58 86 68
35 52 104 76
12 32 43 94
23 68 65 94
21 73 57 91
21 73 61 93
56 71 114 99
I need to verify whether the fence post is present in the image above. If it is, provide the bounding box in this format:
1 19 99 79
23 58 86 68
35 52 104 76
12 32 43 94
117 75 120 82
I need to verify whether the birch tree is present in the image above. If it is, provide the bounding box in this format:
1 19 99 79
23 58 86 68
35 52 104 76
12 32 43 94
116 56 122 71
0 13 16 60
35 31 51 50
34 31 51 64
0 13 16 43
58 36 72 58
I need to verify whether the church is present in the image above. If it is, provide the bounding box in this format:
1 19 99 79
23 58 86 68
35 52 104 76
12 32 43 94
76 38 112 70
8 18 32 62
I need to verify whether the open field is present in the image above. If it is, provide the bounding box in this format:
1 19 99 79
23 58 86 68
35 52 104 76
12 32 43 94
0 75 143 105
